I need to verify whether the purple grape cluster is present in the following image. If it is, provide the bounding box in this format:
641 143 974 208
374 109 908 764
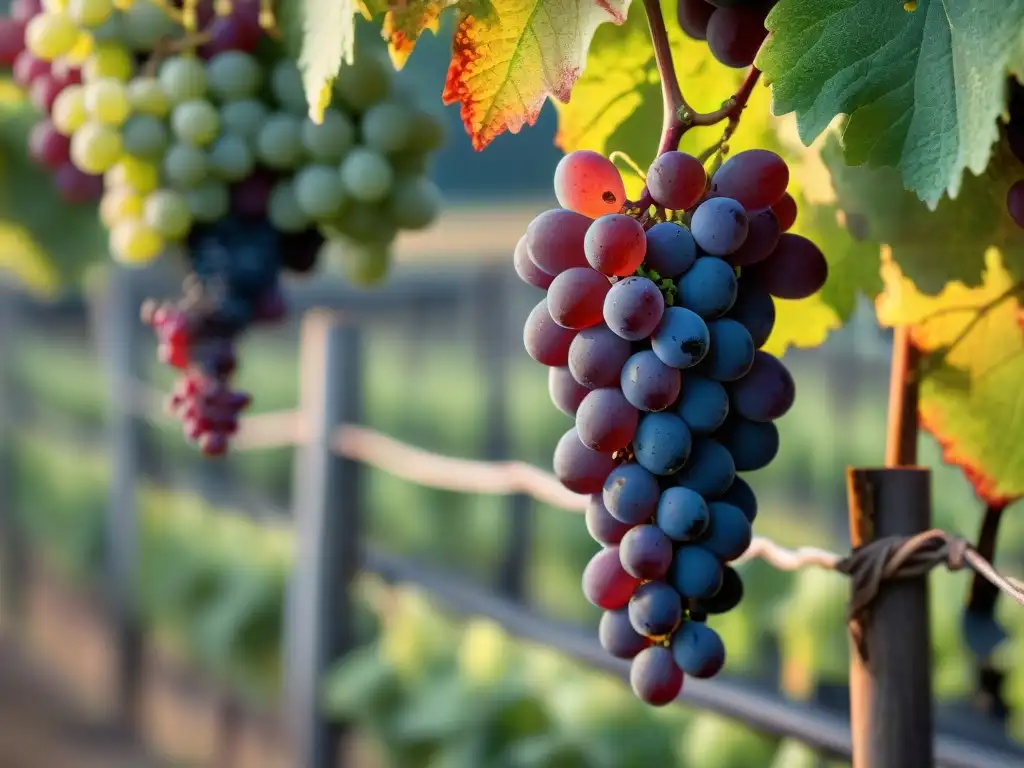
520 147 827 706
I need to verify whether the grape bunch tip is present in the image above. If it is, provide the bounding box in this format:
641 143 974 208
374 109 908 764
520 145 826 706
2 0 448 456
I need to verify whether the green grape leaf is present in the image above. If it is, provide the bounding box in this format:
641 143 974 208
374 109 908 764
278 0 357 122
876 250 1024 505
824 133 1024 295
758 0 1024 206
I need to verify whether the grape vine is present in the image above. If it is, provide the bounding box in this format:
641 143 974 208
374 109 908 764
0 0 445 455
519 0 827 705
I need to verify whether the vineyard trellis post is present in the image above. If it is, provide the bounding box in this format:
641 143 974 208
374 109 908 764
847 467 934 768
284 309 363 768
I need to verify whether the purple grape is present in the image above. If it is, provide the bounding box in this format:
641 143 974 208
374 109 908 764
548 366 589 416
656 486 710 542
690 197 749 256
513 233 554 289
620 350 681 411
603 462 661 524
54 163 102 204
710 149 789 211
585 213 647 276
677 0 715 39
773 193 798 232
700 501 752 561
583 546 641 610
547 266 611 329
603 276 665 340
231 173 273 218
1008 181 1024 229
674 438 736 498
699 318 754 381
674 375 729 435
526 208 592 275
706 7 768 68
727 277 775 349
644 221 698 278
729 350 795 422
727 208 781 267
600 608 651 659
630 646 683 706
553 427 617 494
676 256 738 319
698 565 744 614
620 524 674 580
628 580 683 637
715 416 779 471
633 412 693 476
29 119 70 169
568 324 633 389
720 476 757 523
586 494 634 545
646 151 707 211
575 387 639 452
671 621 726 679
650 306 710 369
524 298 577 366
668 545 723 599
745 233 828 299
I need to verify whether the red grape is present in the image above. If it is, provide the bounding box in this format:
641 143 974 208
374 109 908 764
13 51 48 87
523 298 577 366
575 387 639 452
200 12 262 57
568 323 633 389
29 119 70 169
11 0 43 22
587 496 634 547
548 366 589 416
771 192 798 231
711 149 789 211
1007 181 1024 229
526 208 592 275
584 213 647 276
553 427 617 494
630 646 683 706
0 19 24 67
677 0 715 40
513 234 554 290
706 6 768 68
554 149 627 219
54 163 103 204
646 151 707 211
582 546 641 609
745 233 828 299
726 208 780 266
603 276 665 340
547 266 612 329
30 75 63 113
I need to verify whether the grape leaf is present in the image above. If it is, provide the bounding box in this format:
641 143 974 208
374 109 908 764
282 0 357 122
441 0 631 150
824 135 1024 296
757 0 1024 206
372 0 459 69
876 251 1024 505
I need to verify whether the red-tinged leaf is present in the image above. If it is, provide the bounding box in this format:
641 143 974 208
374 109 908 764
380 0 458 69
442 0 631 150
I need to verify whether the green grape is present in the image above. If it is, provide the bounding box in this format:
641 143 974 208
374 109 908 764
339 147 393 203
219 99 267 141
52 84 87 135
68 0 113 27
300 108 354 163
100 186 143 227
206 51 262 102
333 53 391 113
121 113 169 158
256 113 304 170
341 240 390 286
269 61 307 114
163 142 208 188
82 42 133 82
171 99 220 146
184 181 230 223
25 12 78 60
144 189 192 239
119 0 177 51
267 181 311 233
329 201 396 244
83 77 130 125
126 76 169 117
390 150 429 176
62 29 93 67
106 155 159 192
159 56 206 104
406 108 447 153
89 14 123 43
389 176 441 231
293 164 346 222
110 219 164 264
208 134 254 181
70 120 123 174
359 101 414 154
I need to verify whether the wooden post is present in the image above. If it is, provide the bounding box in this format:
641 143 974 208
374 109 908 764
284 310 362 768
476 265 532 601
0 286 27 628
847 467 934 768
95 266 146 731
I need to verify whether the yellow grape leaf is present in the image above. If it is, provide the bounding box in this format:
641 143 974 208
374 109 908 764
876 250 1024 505
377 0 458 69
441 0 630 150
296 0 357 123
0 223 60 299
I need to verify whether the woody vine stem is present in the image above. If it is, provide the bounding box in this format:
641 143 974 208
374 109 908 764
632 0 761 211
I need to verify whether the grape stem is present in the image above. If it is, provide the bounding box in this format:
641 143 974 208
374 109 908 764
633 0 762 211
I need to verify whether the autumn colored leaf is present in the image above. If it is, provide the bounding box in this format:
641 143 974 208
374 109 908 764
441 0 631 150
377 0 458 69
876 251 1024 505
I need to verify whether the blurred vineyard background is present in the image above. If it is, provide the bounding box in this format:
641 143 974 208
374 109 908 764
4 9 1024 768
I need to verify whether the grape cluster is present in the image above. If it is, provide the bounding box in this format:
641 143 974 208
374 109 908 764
1006 79 1024 231
676 0 776 69
519 147 826 706
4 0 445 454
